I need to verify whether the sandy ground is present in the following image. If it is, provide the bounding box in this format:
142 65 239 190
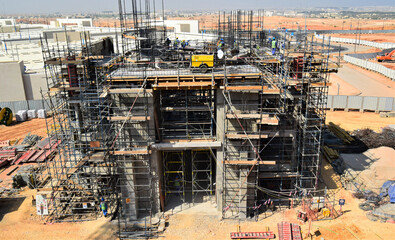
341 147 395 192
330 33 395 43
93 16 395 31
326 111 395 132
160 156 395 240
2 164 394 240
0 190 116 240
0 119 48 142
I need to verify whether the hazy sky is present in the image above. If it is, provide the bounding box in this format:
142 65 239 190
3 0 395 14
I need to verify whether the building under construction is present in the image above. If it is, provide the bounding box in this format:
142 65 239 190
40 0 335 238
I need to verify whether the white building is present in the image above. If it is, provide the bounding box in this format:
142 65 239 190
164 20 199 34
51 18 93 28
0 19 17 27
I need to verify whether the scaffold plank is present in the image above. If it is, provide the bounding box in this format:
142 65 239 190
108 88 153 94
226 134 269 139
108 116 150 121
111 150 149 155
223 160 276 165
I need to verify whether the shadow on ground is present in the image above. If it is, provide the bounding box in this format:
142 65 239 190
0 197 26 221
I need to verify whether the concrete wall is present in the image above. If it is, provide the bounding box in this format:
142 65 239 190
0 62 47 102
164 20 199 34
0 26 20 33
0 61 27 102
53 18 93 28
22 71 47 100
53 32 83 42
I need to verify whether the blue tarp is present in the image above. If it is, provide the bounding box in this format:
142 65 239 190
389 184 395 203
380 180 395 198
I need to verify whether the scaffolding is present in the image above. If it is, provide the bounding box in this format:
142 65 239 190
159 89 215 140
191 150 214 204
41 33 117 221
38 1 336 238
163 151 185 203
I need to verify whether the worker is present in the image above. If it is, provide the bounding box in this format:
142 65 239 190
100 197 108 217
173 37 180 49
165 38 171 48
217 38 224 49
174 176 181 193
181 40 186 49
271 37 277 55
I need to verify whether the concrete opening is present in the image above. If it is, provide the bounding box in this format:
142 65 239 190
162 149 216 211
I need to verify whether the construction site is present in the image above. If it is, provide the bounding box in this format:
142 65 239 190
1 1 395 240
36 0 335 237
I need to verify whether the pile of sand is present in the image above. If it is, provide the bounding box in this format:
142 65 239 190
342 147 395 191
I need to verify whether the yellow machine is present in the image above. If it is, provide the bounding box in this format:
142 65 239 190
191 55 214 72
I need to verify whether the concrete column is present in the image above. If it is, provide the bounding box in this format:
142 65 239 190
239 168 248 219
215 89 225 213
150 149 161 215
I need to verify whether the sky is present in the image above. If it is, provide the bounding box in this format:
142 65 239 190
2 0 395 14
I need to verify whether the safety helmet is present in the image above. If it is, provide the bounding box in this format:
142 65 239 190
273 37 275 40
101 197 104 201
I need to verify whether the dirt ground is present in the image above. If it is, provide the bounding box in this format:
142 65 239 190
0 119 48 142
93 16 395 31
2 165 394 240
161 157 395 240
0 189 116 240
330 33 395 43
326 111 395 132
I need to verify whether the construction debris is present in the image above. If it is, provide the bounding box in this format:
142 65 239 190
21 133 42 147
352 127 395 148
